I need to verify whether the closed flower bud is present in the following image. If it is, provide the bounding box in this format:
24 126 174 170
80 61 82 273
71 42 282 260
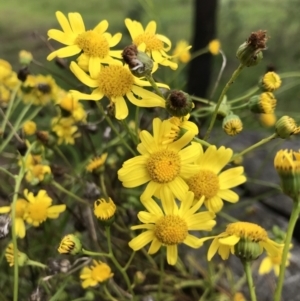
5 243 29 267
260 72 282 92
275 116 300 138
122 44 153 77
36 131 56 147
23 120 37 136
19 50 33 66
234 238 262 261
58 234 82 255
222 114 243 136
274 149 300 200
94 198 116 226
236 30 267 67
248 92 276 114
134 271 146 285
165 90 194 117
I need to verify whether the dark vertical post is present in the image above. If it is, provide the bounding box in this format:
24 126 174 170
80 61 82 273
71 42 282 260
188 0 218 98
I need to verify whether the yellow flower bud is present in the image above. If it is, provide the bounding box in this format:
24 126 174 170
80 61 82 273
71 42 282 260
260 72 282 92
222 114 243 136
275 116 300 138
58 234 82 255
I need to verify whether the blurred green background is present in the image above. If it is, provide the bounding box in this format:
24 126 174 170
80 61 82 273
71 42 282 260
1 0 300 114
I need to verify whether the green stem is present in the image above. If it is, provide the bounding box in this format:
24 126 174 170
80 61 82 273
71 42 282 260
231 102 249 110
231 133 278 162
100 173 108 198
243 261 257 301
121 119 138 145
123 251 136 271
145 74 165 99
27 260 47 269
203 63 244 140
96 102 136 156
0 166 15 179
106 226 134 296
190 95 214 105
193 137 211 148
52 181 89 205
191 48 209 60
228 87 259 104
103 284 118 301
82 248 110 258
158 252 165 301
274 200 300 301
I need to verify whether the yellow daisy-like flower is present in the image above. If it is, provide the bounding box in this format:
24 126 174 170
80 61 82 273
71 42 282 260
186 145 246 213
86 153 108 172
58 234 82 255
70 62 167 120
198 222 283 261
47 11 122 77
129 192 216 265
57 91 86 122
261 72 282 92
259 113 276 127
23 120 37 136
21 74 58 106
23 189 66 227
94 198 116 220
0 199 28 238
259 250 290 277
172 40 191 63
51 116 80 145
125 18 178 70
167 114 199 142
25 164 52 185
5 243 28 267
118 118 201 200
80 260 114 288
208 39 221 55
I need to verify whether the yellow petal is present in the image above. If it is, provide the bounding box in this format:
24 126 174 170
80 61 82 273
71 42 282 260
166 245 178 265
128 231 154 250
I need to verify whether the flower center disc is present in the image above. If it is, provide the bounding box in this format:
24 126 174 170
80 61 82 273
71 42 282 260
187 170 219 199
27 203 48 223
154 215 188 245
97 65 134 98
146 149 181 183
226 222 268 242
76 30 110 57
133 33 163 51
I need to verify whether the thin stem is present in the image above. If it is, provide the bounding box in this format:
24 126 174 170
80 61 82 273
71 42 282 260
231 133 278 161
274 200 300 301
52 181 89 205
243 261 257 301
158 252 165 301
82 248 110 258
190 95 214 105
27 260 47 269
100 173 108 198
228 87 259 104
121 119 138 145
209 49 227 99
191 48 209 60
193 137 211 148
217 211 238 222
231 103 249 110
103 284 118 301
106 226 134 296
203 63 244 140
0 108 23 144
145 74 164 98
123 251 136 271
0 166 15 179
96 103 136 156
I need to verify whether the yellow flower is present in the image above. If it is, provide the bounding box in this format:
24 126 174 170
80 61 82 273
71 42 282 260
94 198 116 220
47 11 122 78
167 114 199 142
129 192 216 265
186 145 246 213
125 18 178 70
198 222 283 261
208 39 221 55
58 234 82 255
23 120 37 136
259 250 290 276
21 74 58 106
86 153 108 172
261 72 282 92
259 113 276 127
57 91 86 122
233 292 247 301
80 260 113 288
172 40 191 63
70 62 167 120
274 149 300 199
222 114 243 136
0 199 28 238
25 164 52 185
118 118 201 200
249 92 277 114
5 243 28 267
23 189 66 227
51 117 79 145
